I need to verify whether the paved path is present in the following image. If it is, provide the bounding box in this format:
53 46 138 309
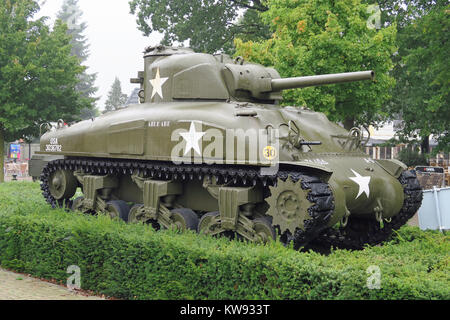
3 175 33 182
0 268 105 300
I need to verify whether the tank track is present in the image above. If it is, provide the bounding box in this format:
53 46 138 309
40 158 334 248
40 165 73 210
274 171 335 249
311 170 423 250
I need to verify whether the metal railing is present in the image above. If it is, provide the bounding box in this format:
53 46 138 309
418 187 450 232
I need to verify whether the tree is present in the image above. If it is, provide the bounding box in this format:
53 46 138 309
0 0 90 182
57 0 99 118
104 78 128 111
373 1 449 154
234 0 397 130
129 0 271 53
79 106 99 120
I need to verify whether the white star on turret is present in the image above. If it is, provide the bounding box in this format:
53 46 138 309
180 122 206 156
149 68 169 99
349 169 371 199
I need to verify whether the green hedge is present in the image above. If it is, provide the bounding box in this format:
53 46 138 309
0 182 448 299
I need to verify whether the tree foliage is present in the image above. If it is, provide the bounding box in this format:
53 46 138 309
376 1 449 153
129 0 271 53
235 0 397 129
0 0 90 182
104 78 128 111
57 0 99 118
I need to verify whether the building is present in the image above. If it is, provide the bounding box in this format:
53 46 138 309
2 138 40 178
365 121 404 160
364 122 449 168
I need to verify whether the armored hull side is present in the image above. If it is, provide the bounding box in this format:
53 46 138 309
39 101 350 162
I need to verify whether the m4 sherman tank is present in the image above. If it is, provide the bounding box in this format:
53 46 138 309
36 46 423 250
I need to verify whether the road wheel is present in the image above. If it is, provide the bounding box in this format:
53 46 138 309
129 204 161 230
171 208 199 231
253 217 276 244
71 196 85 212
128 204 144 224
105 200 130 222
197 211 221 235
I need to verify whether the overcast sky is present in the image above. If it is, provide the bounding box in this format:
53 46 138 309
36 0 163 111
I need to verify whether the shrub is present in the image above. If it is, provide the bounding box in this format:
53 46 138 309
0 182 448 300
397 147 429 167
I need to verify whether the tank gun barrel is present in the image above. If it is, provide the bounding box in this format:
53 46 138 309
270 71 375 92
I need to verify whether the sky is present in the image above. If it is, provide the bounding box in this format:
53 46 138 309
36 0 164 111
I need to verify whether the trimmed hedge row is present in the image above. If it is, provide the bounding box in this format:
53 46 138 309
0 182 449 299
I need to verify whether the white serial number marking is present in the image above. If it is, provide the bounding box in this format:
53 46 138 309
46 137 62 152
46 144 62 152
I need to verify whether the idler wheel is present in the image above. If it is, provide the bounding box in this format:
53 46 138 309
265 177 311 235
105 200 130 222
48 169 78 200
170 208 199 231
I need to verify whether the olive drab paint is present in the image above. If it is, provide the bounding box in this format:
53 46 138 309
33 46 422 249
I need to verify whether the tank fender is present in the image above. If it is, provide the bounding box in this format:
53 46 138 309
29 155 64 180
280 161 333 175
375 159 407 179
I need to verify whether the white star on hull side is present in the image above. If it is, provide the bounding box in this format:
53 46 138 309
180 122 206 156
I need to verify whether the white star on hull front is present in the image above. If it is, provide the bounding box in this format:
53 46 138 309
349 169 371 199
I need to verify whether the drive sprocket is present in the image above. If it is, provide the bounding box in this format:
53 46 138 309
266 178 311 234
265 173 335 249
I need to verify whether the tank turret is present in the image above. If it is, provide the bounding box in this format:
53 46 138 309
130 45 374 104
